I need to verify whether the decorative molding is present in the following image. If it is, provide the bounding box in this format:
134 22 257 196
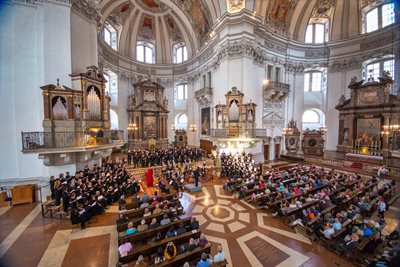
328 57 361 72
360 36 394 51
305 48 330 58
71 0 101 22
311 0 335 19
227 0 245 13
194 87 213 107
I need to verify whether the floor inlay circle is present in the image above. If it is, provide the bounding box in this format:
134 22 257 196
210 206 230 219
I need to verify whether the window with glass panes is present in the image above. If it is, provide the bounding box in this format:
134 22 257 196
305 23 327 44
304 72 322 92
176 84 188 100
103 24 117 50
365 2 395 33
136 42 155 64
366 59 395 80
174 45 188 63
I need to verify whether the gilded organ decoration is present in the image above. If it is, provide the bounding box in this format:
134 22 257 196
41 65 111 133
214 87 256 138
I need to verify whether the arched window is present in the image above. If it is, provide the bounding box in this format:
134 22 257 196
136 41 155 64
104 70 118 105
175 84 188 100
302 110 320 123
364 2 396 33
103 22 117 50
110 109 119 130
175 113 188 130
365 57 395 81
302 109 325 131
304 71 322 92
173 43 188 63
305 22 328 44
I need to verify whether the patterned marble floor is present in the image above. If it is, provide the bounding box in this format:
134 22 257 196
0 183 399 267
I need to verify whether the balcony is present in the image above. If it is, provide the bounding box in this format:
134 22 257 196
209 128 267 139
263 81 290 100
21 130 124 153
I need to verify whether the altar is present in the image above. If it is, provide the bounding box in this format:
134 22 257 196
127 76 169 150
335 72 400 172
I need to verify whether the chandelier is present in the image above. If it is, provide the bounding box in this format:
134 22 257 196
189 124 197 132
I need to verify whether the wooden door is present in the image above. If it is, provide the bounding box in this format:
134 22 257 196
264 145 270 161
275 144 280 159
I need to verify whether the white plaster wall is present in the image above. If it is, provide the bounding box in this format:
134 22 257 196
115 78 130 142
0 1 72 181
70 10 98 74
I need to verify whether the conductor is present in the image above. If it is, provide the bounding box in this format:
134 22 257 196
193 166 200 187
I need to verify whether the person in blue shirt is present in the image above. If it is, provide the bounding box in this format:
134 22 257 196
125 222 137 235
141 193 150 202
197 252 212 267
332 218 342 231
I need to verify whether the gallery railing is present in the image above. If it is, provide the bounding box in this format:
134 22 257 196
21 130 124 151
208 128 267 138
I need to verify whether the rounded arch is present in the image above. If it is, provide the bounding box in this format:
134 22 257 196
110 109 119 130
302 108 325 131
175 113 187 130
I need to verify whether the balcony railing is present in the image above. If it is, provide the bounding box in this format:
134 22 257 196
21 130 124 151
209 129 267 138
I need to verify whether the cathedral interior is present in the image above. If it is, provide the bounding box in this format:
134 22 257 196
0 0 399 267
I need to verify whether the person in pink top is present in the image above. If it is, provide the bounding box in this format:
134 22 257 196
118 237 133 257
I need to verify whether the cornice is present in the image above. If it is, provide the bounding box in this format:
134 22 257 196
99 16 399 79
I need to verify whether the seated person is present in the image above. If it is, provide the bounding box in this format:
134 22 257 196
153 232 164 242
154 247 165 264
190 217 199 230
149 218 159 229
186 238 198 251
141 193 150 202
131 194 140 203
197 252 213 267
135 255 148 267
197 234 208 247
160 214 171 226
332 218 342 231
140 201 149 209
143 208 151 217
118 237 133 257
321 223 334 239
116 213 129 224
164 242 177 260
152 204 162 215
126 222 137 235
176 223 186 235
137 219 148 232
118 195 127 206
166 226 177 238
213 245 226 263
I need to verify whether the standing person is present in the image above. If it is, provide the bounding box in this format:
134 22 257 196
378 197 387 219
378 166 388 181
193 166 200 187
145 165 154 188
54 179 62 205
49 176 55 199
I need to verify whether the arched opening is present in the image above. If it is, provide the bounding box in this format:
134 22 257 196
110 109 119 130
302 109 325 131
175 113 188 130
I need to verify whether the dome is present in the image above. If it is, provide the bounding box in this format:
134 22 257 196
99 0 222 63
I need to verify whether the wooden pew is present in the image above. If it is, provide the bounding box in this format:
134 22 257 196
119 217 191 245
120 230 202 264
123 193 176 210
121 202 181 220
118 208 184 233
145 243 212 267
